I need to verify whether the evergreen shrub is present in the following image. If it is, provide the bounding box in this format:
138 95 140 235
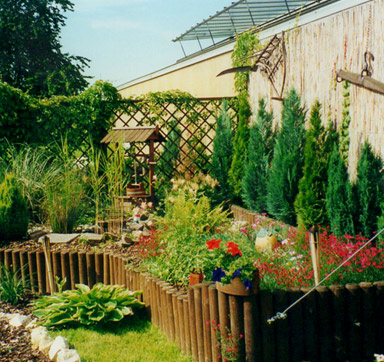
242 98 275 212
267 89 306 225
0 173 29 241
211 100 234 205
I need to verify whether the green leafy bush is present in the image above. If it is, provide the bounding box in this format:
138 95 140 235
242 98 275 213
0 264 27 305
0 173 29 241
267 89 306 225
33 283 144 328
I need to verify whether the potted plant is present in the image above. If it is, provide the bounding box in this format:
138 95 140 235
206 238 259 296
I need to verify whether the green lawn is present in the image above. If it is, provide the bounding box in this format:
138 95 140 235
50 312 193 362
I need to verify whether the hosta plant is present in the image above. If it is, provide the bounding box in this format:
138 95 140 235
33 283 144 328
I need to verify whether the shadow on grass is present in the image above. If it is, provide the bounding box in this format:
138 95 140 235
80 307 151 336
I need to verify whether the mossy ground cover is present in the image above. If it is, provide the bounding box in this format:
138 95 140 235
50 312 192 362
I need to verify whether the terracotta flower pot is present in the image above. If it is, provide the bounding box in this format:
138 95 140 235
189 268 204 287
216 270 260 296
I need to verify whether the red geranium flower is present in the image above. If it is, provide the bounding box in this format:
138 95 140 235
207 238 221 250
226 241 242 256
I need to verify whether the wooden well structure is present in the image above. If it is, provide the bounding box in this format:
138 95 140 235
101 126 165 199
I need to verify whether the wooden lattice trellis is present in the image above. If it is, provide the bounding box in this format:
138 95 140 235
112 97 238 189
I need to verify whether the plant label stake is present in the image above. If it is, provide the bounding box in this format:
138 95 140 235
309 226 320 285
42 235 55 294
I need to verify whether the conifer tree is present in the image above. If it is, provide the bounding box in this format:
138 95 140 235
267 89 306 225
326 146 354 237
355 141 383 237
229 91 251 200
294 101 332 228
211 100 234 205
242 98 275 212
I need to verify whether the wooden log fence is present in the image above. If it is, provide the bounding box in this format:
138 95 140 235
0 247 383 361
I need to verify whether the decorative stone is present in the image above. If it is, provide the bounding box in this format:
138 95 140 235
255 234 277 252
39 233 80 244
49 336 70 361
57 348 82 362
25 319 39 330
9 314 31 327
39 334 54 354
31 326 48 349
80 233 103 242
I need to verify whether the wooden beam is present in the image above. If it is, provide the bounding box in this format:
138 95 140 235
336 69 384 96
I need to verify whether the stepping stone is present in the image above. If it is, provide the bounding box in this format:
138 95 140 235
39 233 80 244
79 233 103 242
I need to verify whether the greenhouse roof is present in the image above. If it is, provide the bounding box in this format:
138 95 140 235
173 0 339 44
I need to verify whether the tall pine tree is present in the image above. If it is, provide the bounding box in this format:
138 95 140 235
242 98 275 212
229 91 251 201
355 141 383 237
326 145 355 237
294 101 333 228
211 100 234 205
267 89 306 225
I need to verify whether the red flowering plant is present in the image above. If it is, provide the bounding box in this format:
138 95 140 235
206 237 257 289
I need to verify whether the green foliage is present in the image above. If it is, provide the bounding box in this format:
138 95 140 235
339 81 351 164
229 91 251 200
0 0 89 96
0 144 61 221
211 100 234 205
44 141 85 233
294 101 334 228
0 264 27 305
231 31 260 93
33 283 144 328
0 80 121 155
242 98 275 212
326 146 355 236
267 89 306 225
0 173 29 241
355 141 383 237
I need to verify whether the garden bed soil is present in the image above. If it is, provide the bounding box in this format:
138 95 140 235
0 298 50 362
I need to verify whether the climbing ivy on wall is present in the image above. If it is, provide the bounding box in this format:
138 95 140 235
339 81 351 165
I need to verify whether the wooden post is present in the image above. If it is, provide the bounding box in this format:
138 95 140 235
60 251 70 291
86 252 96 288
243 294 259 362
309 227 320 285
359 282 375 359
78 252 87 285
177 294 186 353
288 288 305 362
316 286 333 362
172 291 182 348
42 236 54 294
345 284 362 362
103 253 110 285
4 249 12 270
69 252 79 290
11 250 21 278
229 295 245 361
208 285 219 361
260 290 275 362
183 296 192 356
28 251 37 293
19 250 29 288
95 252 103 283
193 285 205 362
274 290 289 362
36 251 46 295
166 288 177 342
301 286 319 361
109 254 114 284
329 285 348 362
188 287 199 362
201 283 212 362
374 281 384 353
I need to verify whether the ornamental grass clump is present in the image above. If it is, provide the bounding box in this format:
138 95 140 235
33 283 144 328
